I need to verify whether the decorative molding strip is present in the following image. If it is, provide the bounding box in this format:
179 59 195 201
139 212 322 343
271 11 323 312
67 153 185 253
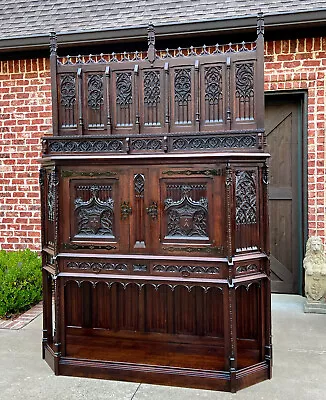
162 169 222 176
63 243 117 251
57 42 256 65
61 170 117 178
162 246 223 254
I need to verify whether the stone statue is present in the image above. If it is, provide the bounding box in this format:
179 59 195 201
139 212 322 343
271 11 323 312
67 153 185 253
303 236 326 305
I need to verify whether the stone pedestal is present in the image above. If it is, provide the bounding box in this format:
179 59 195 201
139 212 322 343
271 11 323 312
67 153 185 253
304 299 326 314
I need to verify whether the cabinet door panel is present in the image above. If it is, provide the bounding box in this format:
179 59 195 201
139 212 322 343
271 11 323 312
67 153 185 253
155 166 225 257
60 168 129 252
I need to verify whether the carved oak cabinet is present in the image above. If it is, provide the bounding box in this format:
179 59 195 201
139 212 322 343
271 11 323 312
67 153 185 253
40 16 272 392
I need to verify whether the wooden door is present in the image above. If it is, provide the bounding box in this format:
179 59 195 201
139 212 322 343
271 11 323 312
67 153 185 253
265 95 302 293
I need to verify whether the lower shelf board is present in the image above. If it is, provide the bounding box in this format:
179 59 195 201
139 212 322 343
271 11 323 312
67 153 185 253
64 332 261 370
44 342 271 392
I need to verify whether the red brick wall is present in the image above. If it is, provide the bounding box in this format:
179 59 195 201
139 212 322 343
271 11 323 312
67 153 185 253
0 37 325 250
0 59 51 250
265 38 326 242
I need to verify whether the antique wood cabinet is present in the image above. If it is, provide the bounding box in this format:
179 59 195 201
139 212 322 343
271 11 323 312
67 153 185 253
40 15 272 392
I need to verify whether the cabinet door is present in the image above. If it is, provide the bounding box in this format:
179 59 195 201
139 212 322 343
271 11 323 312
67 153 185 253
153 165 225 257
60 167 129 253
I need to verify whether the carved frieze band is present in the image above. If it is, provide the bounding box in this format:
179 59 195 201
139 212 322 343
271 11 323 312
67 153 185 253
49 139 124 153
171 135 257 151
67 261 128 273
236 264 258 274
153 264 220 275
45 133 259 155
235 170 257 225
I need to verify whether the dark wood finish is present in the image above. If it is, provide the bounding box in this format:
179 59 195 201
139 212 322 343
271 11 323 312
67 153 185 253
265 96 300 293
41 14 271 393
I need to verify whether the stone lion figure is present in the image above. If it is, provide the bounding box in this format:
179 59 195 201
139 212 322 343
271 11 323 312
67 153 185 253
303 236 326 301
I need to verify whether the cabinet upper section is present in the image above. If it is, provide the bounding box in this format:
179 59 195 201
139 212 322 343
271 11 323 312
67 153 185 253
46 15 265 154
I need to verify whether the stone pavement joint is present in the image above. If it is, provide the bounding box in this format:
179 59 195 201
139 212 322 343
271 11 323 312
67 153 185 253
0 301 43 330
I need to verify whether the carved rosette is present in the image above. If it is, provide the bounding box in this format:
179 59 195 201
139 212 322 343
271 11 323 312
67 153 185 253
235 171 257 225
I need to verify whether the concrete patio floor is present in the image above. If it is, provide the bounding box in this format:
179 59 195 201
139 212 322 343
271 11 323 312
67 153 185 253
0 294 325 399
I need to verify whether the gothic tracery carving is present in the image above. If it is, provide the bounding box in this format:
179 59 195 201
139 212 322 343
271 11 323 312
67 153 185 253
174 69 191 106
235 171 257 225
144 70 160 106
164 184 208 237
60 74 76 109
87 74 104 110
74 185 114 236
116 72 132 107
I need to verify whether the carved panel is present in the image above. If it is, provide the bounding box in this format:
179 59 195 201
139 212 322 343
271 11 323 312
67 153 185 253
133 264 147 272
60 74 76 109
87 74 104 110
134 174 145 198
143 70 160 126
144 71 160 106
235 63 254 120
164 184 208 238
236 171 257 225
174 68 192 124
134 174 145 245
74 185 114 236
204 66 223 122
116 72 132 107
175 69 191 106
116 71 133 127
47 171 58 222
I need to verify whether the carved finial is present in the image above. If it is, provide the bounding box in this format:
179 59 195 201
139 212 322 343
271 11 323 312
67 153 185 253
49 31 57 56
147 23 156 63
257 11 264 37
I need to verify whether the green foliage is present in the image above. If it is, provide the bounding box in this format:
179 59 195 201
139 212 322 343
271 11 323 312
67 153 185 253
0 249 42 318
